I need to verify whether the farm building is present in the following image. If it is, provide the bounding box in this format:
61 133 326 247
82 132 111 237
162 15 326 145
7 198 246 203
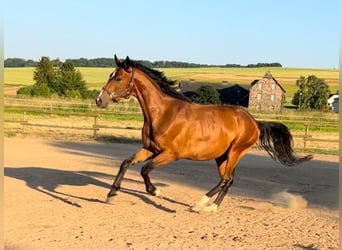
179 81 225 100
217 84 249 106
179 81 250 107
248 71 286 112
178 70 286 112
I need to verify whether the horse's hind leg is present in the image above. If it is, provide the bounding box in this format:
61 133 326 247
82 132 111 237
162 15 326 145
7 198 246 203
204 146 252 212
191 155 228 212
202 170 235 212
193 145 253 212
106 148 153 202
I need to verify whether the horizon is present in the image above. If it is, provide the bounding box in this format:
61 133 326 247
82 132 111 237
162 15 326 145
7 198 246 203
3 56 338 70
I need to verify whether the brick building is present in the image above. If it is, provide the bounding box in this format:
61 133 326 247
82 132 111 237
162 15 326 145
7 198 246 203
248 71 286 112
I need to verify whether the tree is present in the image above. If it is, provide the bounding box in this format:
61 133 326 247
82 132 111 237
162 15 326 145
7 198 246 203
33 56 57 85
18 57 93 99
191 85 221 104
43 60 88 97
292 75 330 110
57 60 88 97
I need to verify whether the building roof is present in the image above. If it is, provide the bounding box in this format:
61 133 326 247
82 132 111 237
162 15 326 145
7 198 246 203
250 70 286 93
179 81 250 93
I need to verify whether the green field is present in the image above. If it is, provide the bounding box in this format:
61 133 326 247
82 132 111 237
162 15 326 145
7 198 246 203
4 67 339 101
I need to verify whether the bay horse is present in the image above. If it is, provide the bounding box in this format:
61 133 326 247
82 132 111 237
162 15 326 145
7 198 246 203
95 55 312 212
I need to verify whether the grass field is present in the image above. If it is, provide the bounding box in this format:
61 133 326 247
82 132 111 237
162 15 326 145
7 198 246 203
4 67 339 100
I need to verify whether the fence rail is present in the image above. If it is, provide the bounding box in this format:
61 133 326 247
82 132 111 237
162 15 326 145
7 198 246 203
4 95 142 115
4 96 339 153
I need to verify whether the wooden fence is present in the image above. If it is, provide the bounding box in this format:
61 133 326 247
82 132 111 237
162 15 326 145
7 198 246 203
4 111 142 139
4 96 339 153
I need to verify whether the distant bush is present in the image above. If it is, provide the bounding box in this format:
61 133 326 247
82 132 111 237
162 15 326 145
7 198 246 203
16 57 96 99
17 86 33 96
31 83 51 97
191 85 221 104
17 83 52 97
47 81 66 96
65 90 81 99
82 89 100 99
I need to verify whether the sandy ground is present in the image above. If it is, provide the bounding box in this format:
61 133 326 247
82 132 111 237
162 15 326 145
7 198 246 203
4 86 22 96
4 137 339 249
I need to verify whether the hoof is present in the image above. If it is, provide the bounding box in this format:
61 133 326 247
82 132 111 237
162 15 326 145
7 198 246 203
107 189 118 197
147 187 162 197
154 188 161 197
190 195 211 212
201 204 218 213
105 195 116 204
191 195 210 211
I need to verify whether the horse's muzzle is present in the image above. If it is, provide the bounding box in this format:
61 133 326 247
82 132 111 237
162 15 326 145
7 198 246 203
95 96 108 108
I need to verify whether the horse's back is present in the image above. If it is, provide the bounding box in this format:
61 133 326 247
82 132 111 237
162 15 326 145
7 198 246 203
165 103 258 160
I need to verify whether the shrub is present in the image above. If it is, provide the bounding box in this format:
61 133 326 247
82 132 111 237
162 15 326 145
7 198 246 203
47 81 67 96
80 89 99 99
17 86 33 96
65 90 81 99
191 85 221 104
31 83 51 97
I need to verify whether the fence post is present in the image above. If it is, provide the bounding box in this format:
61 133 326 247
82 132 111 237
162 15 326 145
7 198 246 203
93 115 98 139
303 124 309 149
22 112 26 133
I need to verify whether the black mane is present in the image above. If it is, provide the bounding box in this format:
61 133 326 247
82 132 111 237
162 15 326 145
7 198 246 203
125 60 191 102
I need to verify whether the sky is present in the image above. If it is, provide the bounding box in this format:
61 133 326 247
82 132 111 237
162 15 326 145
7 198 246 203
3 0 339 68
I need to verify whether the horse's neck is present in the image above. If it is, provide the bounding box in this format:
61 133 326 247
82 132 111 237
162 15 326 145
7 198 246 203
133 74 170 123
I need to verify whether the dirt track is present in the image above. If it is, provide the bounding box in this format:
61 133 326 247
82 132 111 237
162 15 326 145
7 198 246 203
4 137 339 249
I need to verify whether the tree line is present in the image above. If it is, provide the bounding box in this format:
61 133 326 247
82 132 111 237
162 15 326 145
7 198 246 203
5 57 282 68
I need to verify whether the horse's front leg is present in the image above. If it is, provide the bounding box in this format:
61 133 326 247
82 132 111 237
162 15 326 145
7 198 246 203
140 151 176 196
107 148 153 202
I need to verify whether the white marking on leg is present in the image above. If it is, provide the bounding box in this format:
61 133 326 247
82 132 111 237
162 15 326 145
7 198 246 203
191 195 210 212
154 188 161 197
201 203 218 213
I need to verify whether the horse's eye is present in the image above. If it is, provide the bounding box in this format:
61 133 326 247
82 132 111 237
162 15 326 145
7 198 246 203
115 77 122 81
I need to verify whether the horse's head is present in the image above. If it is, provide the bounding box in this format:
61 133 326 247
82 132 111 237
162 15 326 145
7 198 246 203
95 55 135 108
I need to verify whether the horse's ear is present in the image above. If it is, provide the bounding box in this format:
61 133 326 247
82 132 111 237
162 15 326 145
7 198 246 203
114 54 121 66
122 56 130 71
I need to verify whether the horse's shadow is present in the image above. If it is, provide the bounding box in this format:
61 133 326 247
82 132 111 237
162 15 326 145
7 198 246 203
4 166 188 213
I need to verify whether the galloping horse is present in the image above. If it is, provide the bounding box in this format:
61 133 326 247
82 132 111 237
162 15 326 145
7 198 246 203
95 55 312 212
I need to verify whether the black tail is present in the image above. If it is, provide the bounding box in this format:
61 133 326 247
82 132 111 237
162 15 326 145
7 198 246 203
257 121 313 166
